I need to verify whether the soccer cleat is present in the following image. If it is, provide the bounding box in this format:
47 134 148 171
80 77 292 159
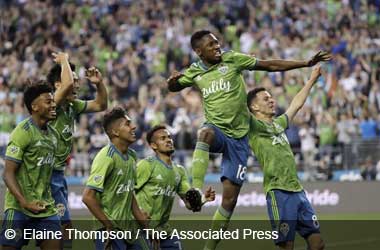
186 188 203 212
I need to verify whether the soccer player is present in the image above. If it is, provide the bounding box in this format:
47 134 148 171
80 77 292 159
135 125 216 249
247 65 324 250
47 52 108 247
167 30 330 250
0 82 60 249
82 107 151 250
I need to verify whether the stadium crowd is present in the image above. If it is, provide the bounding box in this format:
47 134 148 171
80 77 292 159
1 0 380 179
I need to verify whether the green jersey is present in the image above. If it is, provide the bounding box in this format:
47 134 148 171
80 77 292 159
50 100 87 170
4 118 58 217
135 156 190 231
86 144 137 231
178 51 257 138
248 114 303 194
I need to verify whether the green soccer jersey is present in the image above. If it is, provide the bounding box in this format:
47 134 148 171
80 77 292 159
178 51 257 138
135 156 191 231
86 144 137 231
50 99 87 170
4 118 58 217
248 114 303 194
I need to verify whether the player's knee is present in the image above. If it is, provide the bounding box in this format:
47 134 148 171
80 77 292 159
222 195 238 211
197 127 214 144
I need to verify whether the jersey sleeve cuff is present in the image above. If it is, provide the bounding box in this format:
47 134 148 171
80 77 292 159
86 185 104 193
79 101 88 115
284 113 289 129
4 156 22 164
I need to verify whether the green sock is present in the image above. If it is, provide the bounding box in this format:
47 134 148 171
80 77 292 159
191 142 210 189
204 206 232 250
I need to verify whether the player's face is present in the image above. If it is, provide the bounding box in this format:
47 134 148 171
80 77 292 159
66 72 79 102
117 116 137 143
151 129 175 155
252 91 276 116
197 34 222 64
32 92 56 120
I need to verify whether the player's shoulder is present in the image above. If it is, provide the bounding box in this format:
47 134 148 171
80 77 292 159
95 145 115 160
138 156 156 165
221 50 240 61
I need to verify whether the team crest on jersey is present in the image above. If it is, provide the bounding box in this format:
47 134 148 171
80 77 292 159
56 203 66 217
93 175 103 184
279 223 289 237
9 145 19 155
218 65 228 75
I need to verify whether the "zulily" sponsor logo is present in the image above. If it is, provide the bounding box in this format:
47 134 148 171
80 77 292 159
201 78 231 98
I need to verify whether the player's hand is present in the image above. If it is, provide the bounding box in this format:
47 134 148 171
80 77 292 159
167 70 183 85
204 186 216 202
310 64 322 82
85 67 103 84
22 200 47 214
151 238 160 250
52 52 69 65
104 223 114 250
307 51 331 66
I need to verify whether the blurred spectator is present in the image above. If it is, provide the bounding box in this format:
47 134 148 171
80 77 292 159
360 157 377 180
0 0 379 178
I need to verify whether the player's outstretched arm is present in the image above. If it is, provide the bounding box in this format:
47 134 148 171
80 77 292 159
254 51 331 72
3 160 46 214
167 70 186 92
82 188 113 230
285 65 322 122
84 67 108 112
52 52 74 106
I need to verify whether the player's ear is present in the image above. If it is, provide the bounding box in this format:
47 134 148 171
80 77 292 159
194 47 202 57
150 142 158 151
111 127 119 137
251 103 259 112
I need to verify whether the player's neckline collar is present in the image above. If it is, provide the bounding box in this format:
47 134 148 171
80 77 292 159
110 143 129 161
155 156 173 169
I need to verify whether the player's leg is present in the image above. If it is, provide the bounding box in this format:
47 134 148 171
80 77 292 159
204 135 248 250
297 191 324 250
266 190 298 250
94 235 126 250
35 214 61 250
129 234 152 250
51 170 72 249
0 209 29 250
191 125 215 189
187 125 219 210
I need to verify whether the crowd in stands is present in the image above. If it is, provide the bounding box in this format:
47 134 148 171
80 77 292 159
1 0 380 180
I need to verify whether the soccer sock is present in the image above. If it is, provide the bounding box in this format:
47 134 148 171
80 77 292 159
204 206 232 250
191 141 210 189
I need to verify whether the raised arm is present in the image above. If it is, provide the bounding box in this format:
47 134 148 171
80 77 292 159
84 67 108 112
285 65 322 122
254 51 331 72
167 70 186 92
52 52 74 106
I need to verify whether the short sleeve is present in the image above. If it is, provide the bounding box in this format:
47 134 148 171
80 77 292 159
176 165 191 197
135 159 154 191
72 99 87 115
232 51 257 71
274 114 289 130
177 63 204 87
5 126 30 163
86 153 113 192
